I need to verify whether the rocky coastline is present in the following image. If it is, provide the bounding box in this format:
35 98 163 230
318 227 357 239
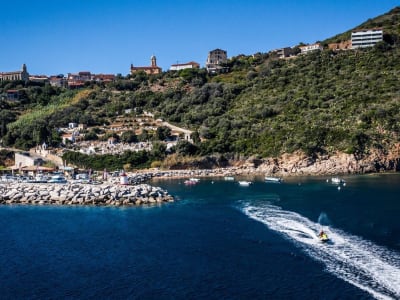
0 182 174 206
141 150 400 179
256 150 400 176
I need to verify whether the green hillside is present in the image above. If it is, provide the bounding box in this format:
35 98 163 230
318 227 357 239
1 6 399 170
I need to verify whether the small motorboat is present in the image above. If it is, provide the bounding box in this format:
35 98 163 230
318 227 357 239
238 181 252 186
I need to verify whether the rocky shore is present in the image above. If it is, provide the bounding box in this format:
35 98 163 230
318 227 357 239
257 150 400 176
138 149 400 179
0 182 174 206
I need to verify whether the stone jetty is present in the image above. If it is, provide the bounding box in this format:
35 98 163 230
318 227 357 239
0 182 174 206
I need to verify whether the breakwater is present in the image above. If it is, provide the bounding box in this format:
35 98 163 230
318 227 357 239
0 182 174 206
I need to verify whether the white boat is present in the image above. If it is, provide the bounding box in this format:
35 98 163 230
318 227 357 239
48 175 67 183
224 176 235 181
265 176 282 183
189 178 200 182
238 181 252 186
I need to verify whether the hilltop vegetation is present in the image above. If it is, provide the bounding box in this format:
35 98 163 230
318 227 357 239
324 6 400 45
1 7 399 170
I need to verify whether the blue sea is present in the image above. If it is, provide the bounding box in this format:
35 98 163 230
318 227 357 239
1 174 399 299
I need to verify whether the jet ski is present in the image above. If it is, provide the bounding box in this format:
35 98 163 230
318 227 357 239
318 231 329 242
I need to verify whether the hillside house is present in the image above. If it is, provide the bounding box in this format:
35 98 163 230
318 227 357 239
170 61 200 71
273 47 294 58
49 75 67 87
299 43 323 54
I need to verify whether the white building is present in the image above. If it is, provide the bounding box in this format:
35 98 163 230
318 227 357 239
299 43 323 54
170 61 200 71
351 29 383 49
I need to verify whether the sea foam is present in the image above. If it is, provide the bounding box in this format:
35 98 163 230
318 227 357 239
241 202 400 300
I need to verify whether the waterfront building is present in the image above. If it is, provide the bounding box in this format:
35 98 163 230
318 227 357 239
130 55 162 75
14 152 44 168
299 43 323 54
206 49 228 73
170 61 200 71
351 29 383 49
0 64 29 82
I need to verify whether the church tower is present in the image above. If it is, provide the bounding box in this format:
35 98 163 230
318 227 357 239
151 55 157 67
21 63 29 82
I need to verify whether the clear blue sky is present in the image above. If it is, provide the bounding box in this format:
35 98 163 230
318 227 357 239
1 0 398 76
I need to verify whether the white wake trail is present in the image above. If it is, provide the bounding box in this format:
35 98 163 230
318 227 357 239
241 202 400 300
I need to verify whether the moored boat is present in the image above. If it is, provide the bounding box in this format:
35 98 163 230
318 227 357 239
184 179 198 185
48 174 67 183
265 176 282 183
238 181 252 186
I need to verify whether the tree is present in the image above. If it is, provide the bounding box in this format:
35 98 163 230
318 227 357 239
138 129 150 142
155 126 171 141
191 131 201 144
121 130 138 143
84 130 99 141
175 140 199 156
151 141 167 160
0 110 16 137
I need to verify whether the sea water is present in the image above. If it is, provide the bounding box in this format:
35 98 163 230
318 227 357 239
0 174 399 299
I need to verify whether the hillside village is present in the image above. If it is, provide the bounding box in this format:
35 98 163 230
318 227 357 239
0 28 384 91
1 6 399 175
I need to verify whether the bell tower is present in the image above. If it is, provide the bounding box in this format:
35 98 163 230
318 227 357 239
151 55 157 67
21 63 29 82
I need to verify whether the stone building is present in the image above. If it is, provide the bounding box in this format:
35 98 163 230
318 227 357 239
274 47 294 58
131 55 162 75
206 49 228 73
0 64 29 82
